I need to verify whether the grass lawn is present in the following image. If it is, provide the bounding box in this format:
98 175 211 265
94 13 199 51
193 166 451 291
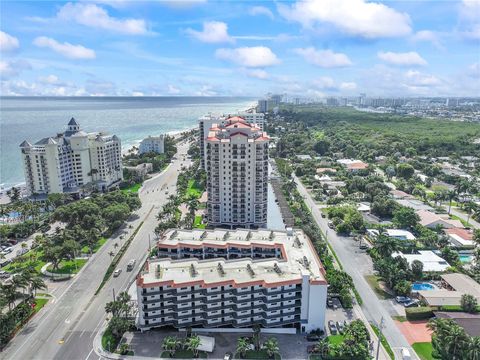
3 249 46 273
161 350 208 358
372 325 395 360
33 297 49 314
327 335 344 345
121 183 142 194
47 258 88 274
186 179 203 198
102 326 121 353
193 215 206 229
413 342 435 360
449 214 470 228
81 237 107 254
365 275 394 300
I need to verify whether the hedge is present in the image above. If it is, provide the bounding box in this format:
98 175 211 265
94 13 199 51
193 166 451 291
405 306 434 321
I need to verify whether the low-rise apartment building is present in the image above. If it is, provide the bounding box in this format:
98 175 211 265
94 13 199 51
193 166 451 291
139 135 165 155
136 228 327 333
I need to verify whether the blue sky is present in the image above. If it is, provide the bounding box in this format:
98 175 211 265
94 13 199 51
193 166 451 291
1 0 479 97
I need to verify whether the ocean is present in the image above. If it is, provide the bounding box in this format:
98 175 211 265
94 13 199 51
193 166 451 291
0 96 255 189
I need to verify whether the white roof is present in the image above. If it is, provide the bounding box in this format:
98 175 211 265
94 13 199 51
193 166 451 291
366 229 416 240
393 251 450 272
197 335 215 352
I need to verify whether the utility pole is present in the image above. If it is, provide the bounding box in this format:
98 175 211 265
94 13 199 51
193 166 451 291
113 288 116 302
376 316 385 360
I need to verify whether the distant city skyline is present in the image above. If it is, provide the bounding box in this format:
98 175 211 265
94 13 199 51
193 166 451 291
1 0 479 97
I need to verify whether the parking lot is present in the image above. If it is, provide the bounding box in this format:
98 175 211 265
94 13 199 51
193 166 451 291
325 297 358 335
125 327 313 359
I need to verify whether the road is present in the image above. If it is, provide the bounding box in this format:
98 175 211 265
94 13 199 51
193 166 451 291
2 141 191 360
294 174 417 360
449 207 480 229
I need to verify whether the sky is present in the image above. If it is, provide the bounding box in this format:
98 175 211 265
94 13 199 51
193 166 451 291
0 0 479 97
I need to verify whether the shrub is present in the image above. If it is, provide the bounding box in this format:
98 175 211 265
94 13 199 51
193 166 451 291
405 306 433 320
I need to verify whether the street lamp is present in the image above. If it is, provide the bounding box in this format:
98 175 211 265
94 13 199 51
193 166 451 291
376 316 385 360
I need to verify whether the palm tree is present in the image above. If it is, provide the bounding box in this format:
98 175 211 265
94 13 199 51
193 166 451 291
252 324 261 351
316 338 330 356
162 336 180 358
1 284 18 310
467 336 480 360
447 190 456 214
465 202 477 226
374 234 401 258
11 273 29 296
185 335 201 358
29 275 47 297
263 338 280 359
236 337 250 359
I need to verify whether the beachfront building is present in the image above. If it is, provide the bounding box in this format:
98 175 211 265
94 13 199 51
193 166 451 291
136 228 328 333
19 118 122 196
139 135 165 155
199 114 226 170
205 116 269 228
235 111 265 130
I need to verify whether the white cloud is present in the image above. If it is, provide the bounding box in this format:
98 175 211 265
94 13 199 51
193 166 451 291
278 0 411 38
340 82 357 90
377 51 427 66
132 91 144 96
215 46 280 67
411 30 444 50
404 70 442 87
294 47 352 68
462 24 480 40
312 77 357 92
167 84 181 94
186 21 234 43
38 74 61 85
57 2 148 35
249 6 274 19
0 31 19 52
33 36 96 59
244 69 269 79
0 59 31 78
195 85 217 96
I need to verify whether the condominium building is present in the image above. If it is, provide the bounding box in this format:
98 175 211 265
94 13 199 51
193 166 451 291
19 118 122 196
199 113 265 169
139 135 165 155
205 116 269 228
136 228 328 333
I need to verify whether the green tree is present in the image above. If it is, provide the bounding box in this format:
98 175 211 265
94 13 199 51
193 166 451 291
185 335 201 358
162 336 180 357
461 294 478 313
236 337 250 359
396 164 415 179
392 207 420 229
467 337 480 360
428 318 469 360
374 234 401 258
394 280 411 296
263 338 280 358
411 259 424 281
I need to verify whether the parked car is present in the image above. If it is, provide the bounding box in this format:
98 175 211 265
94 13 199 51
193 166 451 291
395 296 411 304
224 352 233 360
327 221 335 229
327 297 334 308
307 345 318 354
113 269 122 277
8 239 17 245
328 320 338 335
404 299 420 308
2 247 13 254
0 270 11 279
401 348 412 360
127 259 136 271
336 321 345 334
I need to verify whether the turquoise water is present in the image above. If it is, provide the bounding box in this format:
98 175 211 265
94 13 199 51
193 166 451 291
412 283 435 291
0 96 254 188
459 255 473 263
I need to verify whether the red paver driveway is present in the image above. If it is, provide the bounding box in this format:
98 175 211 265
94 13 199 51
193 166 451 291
395 320 432 345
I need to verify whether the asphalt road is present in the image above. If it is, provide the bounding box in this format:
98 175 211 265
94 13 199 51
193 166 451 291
293 174 418 360
2 141 191 360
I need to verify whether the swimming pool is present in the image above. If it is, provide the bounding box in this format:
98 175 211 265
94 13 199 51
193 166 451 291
459 255 473 263
412 283 435 291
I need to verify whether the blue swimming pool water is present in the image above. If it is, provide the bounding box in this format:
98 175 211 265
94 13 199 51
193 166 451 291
412 283 435 291
459 255 473 263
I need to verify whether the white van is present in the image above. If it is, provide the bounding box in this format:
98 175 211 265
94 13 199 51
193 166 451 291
401 348 411 360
